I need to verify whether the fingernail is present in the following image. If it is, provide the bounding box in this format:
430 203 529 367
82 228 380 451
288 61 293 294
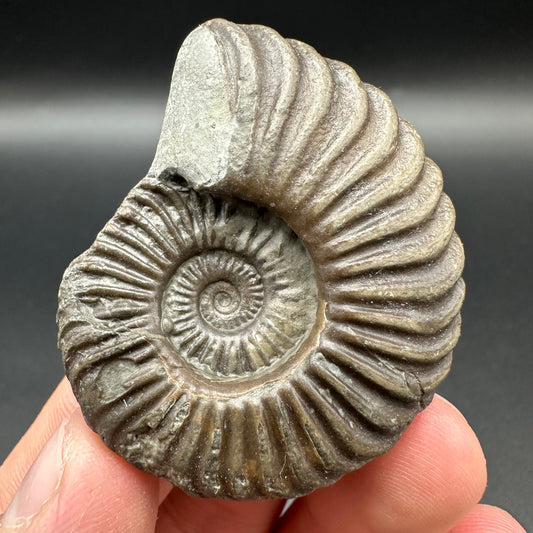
1 421 66 529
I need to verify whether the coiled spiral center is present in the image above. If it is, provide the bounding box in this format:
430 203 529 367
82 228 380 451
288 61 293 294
159 194 318 379
203 281 240 316
165 251 264 334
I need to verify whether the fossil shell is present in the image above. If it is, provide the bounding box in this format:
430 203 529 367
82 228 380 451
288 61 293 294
57 18 465 499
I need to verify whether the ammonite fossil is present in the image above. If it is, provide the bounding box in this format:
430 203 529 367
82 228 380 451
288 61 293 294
57 18 465 499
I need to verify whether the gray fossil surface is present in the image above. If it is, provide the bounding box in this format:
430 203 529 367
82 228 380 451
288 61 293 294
57 18 465 499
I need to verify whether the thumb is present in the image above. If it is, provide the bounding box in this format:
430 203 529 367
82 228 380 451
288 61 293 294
0 409 159 533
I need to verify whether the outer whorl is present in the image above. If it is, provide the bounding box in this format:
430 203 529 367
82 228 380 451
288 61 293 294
57 18 465 499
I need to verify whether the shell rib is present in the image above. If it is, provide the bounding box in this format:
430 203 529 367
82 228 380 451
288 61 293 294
57 18 465 499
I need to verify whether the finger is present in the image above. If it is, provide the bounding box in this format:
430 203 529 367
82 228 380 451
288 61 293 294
158 479 174 505
447 504 526 533
0 377 78 512
156 490 284 533
276 395 487 533
0 408 159 533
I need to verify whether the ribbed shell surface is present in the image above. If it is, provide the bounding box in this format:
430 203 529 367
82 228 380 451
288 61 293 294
57 19 465 499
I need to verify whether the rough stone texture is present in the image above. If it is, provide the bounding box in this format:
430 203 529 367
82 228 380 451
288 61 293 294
57 18 465 499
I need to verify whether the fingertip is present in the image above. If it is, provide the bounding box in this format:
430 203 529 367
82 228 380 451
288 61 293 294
448 504 527 533
396 394 488 508
158 478 174 505
368 394 488 528
0 378 79 513
52 379 78 419
2 409 160 533
58 409 160 531
279 394 488 533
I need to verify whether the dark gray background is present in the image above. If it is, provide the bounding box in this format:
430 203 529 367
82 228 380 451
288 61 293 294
1 0 532 528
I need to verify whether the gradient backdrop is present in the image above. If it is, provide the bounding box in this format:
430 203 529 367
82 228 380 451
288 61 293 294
1 0 532 528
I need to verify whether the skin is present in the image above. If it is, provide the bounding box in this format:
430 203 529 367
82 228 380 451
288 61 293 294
0 378 526 533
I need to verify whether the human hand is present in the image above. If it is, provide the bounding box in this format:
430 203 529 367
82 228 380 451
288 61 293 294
0 378 525 532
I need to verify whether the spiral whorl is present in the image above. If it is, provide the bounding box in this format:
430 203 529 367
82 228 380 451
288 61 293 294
58 19 465 499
